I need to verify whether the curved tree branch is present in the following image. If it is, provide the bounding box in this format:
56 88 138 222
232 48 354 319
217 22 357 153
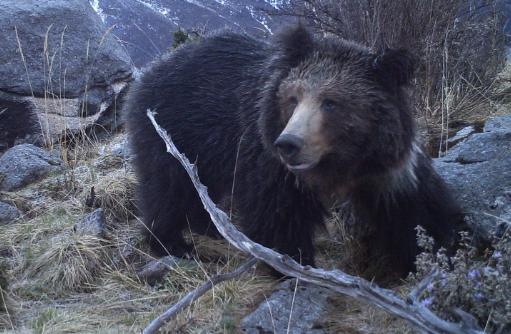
143 257 257 334
146 109 483 334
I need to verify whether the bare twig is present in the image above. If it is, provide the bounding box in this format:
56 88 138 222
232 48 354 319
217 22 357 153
146 109 483 334
408 266 440 303
143 257 257 334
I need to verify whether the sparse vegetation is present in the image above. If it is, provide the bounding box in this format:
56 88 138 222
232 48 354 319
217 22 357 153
0 260 14 331
409 226 511 333
172 28 190 49
0 140 279 333
172 27 204 49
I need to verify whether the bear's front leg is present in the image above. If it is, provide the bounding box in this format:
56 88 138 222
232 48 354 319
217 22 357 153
244 214 317 266
237 191 325 267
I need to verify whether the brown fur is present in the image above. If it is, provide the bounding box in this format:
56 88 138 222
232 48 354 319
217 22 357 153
126 25 463 275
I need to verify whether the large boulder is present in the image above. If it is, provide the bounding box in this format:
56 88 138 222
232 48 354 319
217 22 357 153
0 0 133 149
0 144 63 191
435 114 511 241
241 279 332 334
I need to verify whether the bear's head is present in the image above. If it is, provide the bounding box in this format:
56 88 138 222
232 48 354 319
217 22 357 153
258 25 417 190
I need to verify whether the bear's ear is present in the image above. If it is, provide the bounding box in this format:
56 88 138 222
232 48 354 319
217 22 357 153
372 49 417 87
273 24 314 66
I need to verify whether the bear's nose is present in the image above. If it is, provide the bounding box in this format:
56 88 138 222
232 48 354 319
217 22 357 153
274 134 304 160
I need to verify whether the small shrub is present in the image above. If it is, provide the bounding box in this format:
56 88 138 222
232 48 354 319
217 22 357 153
172 28 190 48
409 226 511 333
172 27 204 49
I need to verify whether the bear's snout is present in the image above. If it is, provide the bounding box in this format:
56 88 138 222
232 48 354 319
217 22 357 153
274 133 320 171
274 134 304 161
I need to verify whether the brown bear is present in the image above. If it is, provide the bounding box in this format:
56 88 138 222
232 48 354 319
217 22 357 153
125 25 464 275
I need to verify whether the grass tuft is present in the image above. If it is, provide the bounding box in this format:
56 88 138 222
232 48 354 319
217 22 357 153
92 171 137 222
23 233 109 295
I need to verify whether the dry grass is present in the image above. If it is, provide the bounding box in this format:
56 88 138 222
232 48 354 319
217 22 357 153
0 133 423 333
21 233 109 295
323 296 413 334
0 263 15 331
0 137 278 333
92 171 137 222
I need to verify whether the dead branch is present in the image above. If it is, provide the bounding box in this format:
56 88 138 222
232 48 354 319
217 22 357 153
408 266 440 303
146 109 483 334
143 257 257 334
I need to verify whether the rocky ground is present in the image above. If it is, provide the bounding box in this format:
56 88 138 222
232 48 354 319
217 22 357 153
0 113 510 333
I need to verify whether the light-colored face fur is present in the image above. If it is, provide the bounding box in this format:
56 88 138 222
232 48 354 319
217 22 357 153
276 53 374 173
277 83 327 170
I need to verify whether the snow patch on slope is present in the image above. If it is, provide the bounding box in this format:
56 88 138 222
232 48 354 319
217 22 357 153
264 0 289 9
89 0 107 22
134 0 170 16
184 0 219 14
248 5 273 34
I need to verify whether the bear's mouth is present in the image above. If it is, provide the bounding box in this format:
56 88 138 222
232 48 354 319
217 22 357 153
286 160 319 172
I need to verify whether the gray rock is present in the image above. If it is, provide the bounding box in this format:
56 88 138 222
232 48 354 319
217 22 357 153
0 0 133 142
74 208 107 238
110 141 127 158
0 144 63 191
483 114 511 133
97 134 129 159
442 130 511 164
241 279 332 334
0 201 20 224
0 0 132 106
435 114 511 241
137 255 195 285
95 135 130 170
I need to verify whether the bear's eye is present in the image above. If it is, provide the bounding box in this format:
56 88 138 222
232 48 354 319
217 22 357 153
321 99 337 113
288 96 298 109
